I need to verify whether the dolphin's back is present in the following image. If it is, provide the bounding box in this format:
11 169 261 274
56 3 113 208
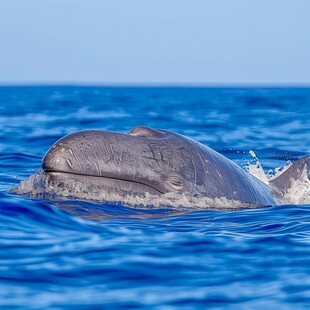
188 138 277 206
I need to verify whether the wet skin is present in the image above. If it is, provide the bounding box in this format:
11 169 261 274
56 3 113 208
42 126 278 206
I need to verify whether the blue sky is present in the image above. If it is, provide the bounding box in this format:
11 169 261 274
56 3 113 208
1 0 310 85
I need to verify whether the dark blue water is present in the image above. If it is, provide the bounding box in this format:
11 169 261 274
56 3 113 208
1 86 310 309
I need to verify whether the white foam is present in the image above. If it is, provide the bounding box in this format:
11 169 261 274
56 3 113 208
281 165 310 205
11 171 258 211
245 151 310 205
246 150 270 185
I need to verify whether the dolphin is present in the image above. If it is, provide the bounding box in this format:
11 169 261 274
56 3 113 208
42 126 309 207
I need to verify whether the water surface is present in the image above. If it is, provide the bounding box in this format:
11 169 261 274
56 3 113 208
1 86 310 309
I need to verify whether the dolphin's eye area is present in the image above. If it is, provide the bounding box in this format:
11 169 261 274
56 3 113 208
166 174 184 190
128 126 166 138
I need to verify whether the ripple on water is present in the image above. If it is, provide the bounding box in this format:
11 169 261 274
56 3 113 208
0 87 310 308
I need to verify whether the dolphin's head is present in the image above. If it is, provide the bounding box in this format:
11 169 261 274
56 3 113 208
41 126 278 205
42 126 207 196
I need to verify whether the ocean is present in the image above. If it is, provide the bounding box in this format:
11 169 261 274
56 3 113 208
1 86 310 309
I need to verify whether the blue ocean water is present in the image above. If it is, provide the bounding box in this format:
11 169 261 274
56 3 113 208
1 86 310 309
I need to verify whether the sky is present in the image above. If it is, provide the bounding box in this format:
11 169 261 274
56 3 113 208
0 0 310 85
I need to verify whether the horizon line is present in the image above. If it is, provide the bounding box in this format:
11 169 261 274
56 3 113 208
0 81 310 88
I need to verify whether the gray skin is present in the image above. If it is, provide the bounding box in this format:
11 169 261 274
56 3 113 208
42 126 309 206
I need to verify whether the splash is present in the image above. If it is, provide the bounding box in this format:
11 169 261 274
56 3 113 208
11 171 258 211
245 151 310 205
246 150 271 185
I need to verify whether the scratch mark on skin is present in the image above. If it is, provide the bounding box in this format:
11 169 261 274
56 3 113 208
108 144 114 163
68 148 74 157
82 146 93 172
93 149 101 176
196 147 209 176
112 140 124 166
66 158 73 168
158 147 167 169
73 147 83 172
105 157 112 165
84 137 100 175
150 147 161 168
133 150 140 170
163 140 174 170
165 159 171 171
187 146 197 191
119 149 123 165
102 138 113 165
97 136 111 165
